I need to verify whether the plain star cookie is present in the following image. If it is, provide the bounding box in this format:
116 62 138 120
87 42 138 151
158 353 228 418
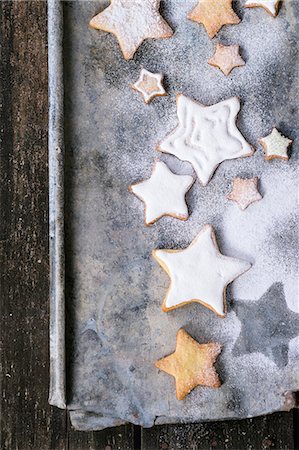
89 0 173 60
132 69 166 104
227 177 262 210
188 0 240 39
208 44 245 76
244 0 280 17
129 161 194 226
260 128 292 161
158 95 253 186
152 224 251 316
155 329 222 400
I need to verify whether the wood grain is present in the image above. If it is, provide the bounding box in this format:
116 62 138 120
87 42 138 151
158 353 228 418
0 1 297 450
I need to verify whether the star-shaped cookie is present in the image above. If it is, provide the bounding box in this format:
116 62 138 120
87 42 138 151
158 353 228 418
89 0 173 60
244 0 280 17
188 0 240 39
227 177 262 210
155 329 222 400
129 161 194 226
158 95 253 186
132 69 166 104
260 128 292 161
233 283 299 367
153 224 251 316
208 44 245 76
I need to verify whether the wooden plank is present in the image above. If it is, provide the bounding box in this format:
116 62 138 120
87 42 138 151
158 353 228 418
141 412 295 450
0 2 67 449
67 419 135 450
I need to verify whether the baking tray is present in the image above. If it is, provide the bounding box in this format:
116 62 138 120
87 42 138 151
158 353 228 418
48 0 299 431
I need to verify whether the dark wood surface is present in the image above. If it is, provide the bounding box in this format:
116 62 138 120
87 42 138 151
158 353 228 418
0 1 297 449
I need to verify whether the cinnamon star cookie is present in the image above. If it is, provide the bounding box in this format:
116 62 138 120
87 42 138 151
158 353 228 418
156 329 222 400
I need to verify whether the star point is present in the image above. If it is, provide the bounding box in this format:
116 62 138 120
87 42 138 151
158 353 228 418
260 128 292 161
132 69 167 104
244 0 280 17
129 161 194 226
155 328 222 400
89 0 173 60
158 95 253 186
188 0 240 39
153 224 251 316
227 177 262 210
208 44 245 76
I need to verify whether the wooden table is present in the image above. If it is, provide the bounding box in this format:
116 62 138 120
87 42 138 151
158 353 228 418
0 2 298 448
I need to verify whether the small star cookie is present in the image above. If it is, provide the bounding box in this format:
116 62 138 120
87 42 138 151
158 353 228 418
89 0 173 60
152 224 251 316
260 128 292 161
244 0 280 17
208 44 245 76
227 177 262 210
158 95 253 186
188 0 240 39
132 69 166 104
129 161 194 226
155 329 222 400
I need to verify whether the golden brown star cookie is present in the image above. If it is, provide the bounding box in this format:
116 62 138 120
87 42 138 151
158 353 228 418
89 0 173 60
188 0 240 39
208 44 245 76
155 329 222 400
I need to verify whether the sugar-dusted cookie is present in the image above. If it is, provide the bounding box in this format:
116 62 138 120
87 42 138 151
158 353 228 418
152 224 251 317
155 329 222 400
227 177 262 210
188 0 240 39
129 161 194 226
89 0 173 60
208 44 245 76
260 128 292 161
244 0 280 17
132 69 166 104
158 95 253 186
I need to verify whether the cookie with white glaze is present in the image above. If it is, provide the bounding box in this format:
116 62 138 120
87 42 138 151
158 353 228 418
158 95 254 186
132 69 166 104
260 128 292 161
244 0 280 17
153 224 251 317
129 161 194 226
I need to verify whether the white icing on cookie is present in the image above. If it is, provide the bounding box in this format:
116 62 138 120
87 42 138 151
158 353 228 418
89 0 173 60
153 224 251 316
132 69 166 104
129 161 194 225
158 95 253 186
260 128 292 160
244 0 279 17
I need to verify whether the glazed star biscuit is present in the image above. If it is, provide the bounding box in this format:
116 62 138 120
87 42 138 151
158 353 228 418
188 0 240 39
129 161 194 226
155 329 222 400
132 69 167 104
208 44 245 76
89 0 173 60
227 177 262 210
152 224 251 317
158 95 253 186
244 0 280 17
260 128 292 160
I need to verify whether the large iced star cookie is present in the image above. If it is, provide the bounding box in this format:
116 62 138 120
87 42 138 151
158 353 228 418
155 329 222 400
158 95 253 186
129 161 194 226
244 0 280 17
153 224 251 317
89 0 173 60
